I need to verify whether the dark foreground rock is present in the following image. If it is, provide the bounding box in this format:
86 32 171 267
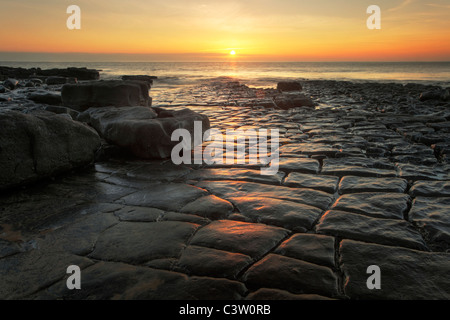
316 210 428 250
61 80 151 111
3 79 18 90
419 90 449 102
79 107 210 159
27 91 62 106
340 240 450 300
0 109 101 190
31 261 247 300
274 93 315 109
277 81 302 92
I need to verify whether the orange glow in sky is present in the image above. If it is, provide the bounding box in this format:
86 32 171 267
0 0 449 61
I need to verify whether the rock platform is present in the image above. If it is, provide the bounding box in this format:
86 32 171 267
1 75 449 300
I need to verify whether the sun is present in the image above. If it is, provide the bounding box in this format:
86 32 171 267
230 50 236 56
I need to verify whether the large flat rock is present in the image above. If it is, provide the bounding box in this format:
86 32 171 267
175 245 253 279
274 233 336 268
246 288 334 300
279 143 340 157
229 196 323 232
31 261 247 300
89 221 200 264
0 248 94 299
120 183 209 212
37 211 120 256
397 163 450 181
195 180 334 210
185 168 285 185
409 180 450 197
410 197 450 250
339 176 408 194
277 157 320 173
284 173 340 194
180 194 233 220
316 210 427 250
242 254 339 297
189 220 290 260
322 157 397 178
339 240 450 299
330 192 410 219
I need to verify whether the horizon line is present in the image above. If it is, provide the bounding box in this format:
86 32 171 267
1 51 449 64
1 60 450 64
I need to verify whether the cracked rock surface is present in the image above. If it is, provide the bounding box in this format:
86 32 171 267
1 78 450 300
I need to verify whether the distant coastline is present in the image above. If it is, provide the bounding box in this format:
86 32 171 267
1 61 449 89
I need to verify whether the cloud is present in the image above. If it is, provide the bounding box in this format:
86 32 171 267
426 3 450 9
387 0 413 12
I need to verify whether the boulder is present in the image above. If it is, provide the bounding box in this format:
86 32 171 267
27 91 62 105
62 80 151 112
44 106 80 119
274 93 315 109
28 78 44 85
277 81 302 92
78 107 210 159
3 79 19 90
419 90 449 102
0 110 101 190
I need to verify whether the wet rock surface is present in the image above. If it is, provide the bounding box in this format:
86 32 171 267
1 75 450 300
0 109 101 190
79 107 210 159
340 240 450 300
62 80 151 111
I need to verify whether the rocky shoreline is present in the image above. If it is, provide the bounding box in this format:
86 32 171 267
0 66 449 300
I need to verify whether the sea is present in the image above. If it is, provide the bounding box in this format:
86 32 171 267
1 61 450 90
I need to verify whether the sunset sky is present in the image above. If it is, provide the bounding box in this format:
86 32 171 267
0 0 449 61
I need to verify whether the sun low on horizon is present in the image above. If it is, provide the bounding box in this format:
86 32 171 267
0 0 449 62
